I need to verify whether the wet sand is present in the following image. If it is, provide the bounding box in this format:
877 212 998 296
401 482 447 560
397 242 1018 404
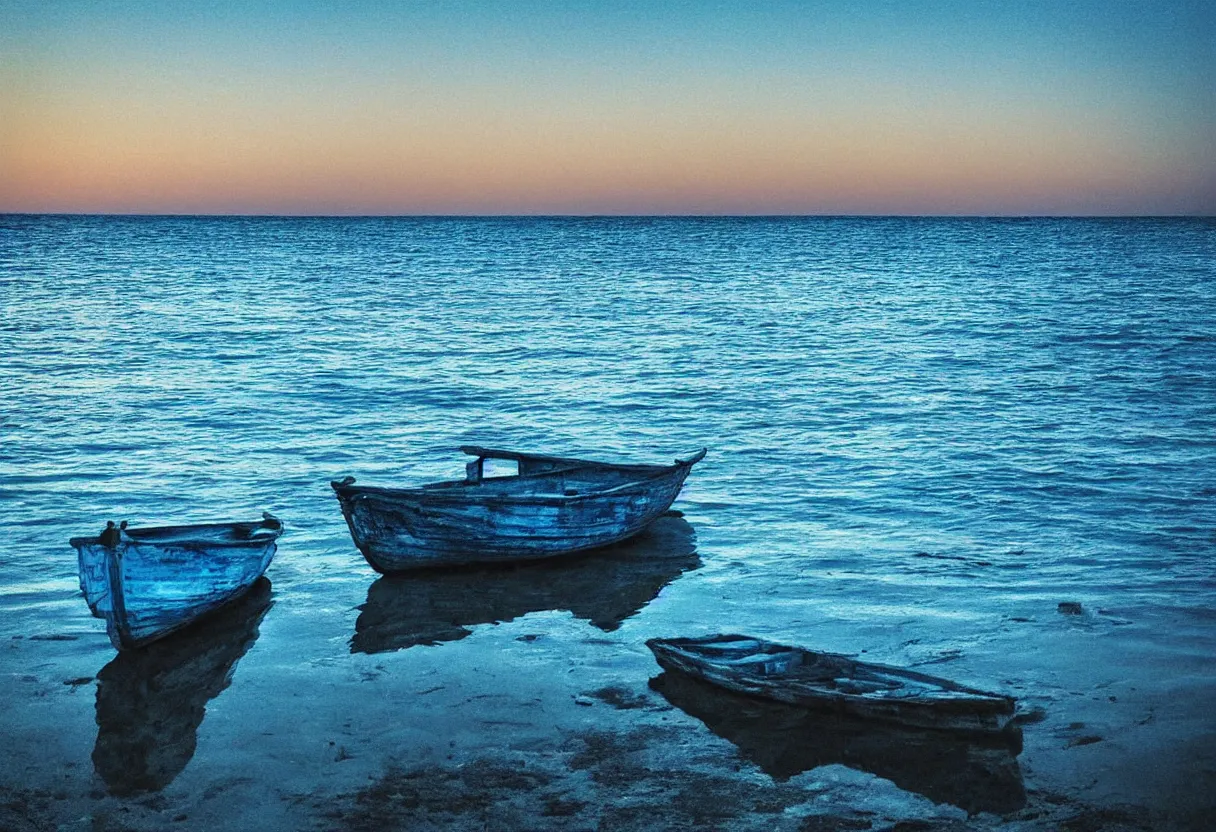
3 583 1214 832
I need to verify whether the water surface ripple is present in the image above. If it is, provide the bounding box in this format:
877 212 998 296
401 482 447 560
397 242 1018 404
2 215 1214 817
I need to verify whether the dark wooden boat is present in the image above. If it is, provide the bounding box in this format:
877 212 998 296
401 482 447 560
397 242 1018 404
331 446 706 572
70 514 281 650
646 634 1017 735
351 513 699 653
650 670 1025 815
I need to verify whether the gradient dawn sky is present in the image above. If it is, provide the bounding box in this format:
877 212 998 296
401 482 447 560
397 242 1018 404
1 0 1213 215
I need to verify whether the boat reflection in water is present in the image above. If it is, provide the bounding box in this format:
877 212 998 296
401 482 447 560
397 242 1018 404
650 670 1026 816
92 578 274 796
352 513 699 654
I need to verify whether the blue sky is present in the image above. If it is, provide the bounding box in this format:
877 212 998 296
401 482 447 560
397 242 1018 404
2 0 1212 214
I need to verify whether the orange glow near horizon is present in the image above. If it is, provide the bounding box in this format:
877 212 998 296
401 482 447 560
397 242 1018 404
2 2 1212 215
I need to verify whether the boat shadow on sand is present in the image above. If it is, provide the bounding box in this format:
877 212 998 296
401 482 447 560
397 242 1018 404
351 513 700 654
650 669 1027 816
92 578 274 796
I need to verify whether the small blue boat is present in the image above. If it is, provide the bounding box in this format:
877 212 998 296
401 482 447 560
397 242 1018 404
70 514 282 650
332 446 706 572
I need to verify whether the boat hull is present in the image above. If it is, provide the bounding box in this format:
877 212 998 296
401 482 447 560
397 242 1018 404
333 449 703 572
351 513 700 653
71 520 280 650
647 634 1017 735
649 670 1025 815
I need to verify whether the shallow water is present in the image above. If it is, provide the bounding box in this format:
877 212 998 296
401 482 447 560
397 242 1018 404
2 216 1215 827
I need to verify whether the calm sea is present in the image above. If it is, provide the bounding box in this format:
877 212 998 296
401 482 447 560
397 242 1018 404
2 216 1214 823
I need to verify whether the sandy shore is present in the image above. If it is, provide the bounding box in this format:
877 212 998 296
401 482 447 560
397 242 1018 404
3 601 1214 832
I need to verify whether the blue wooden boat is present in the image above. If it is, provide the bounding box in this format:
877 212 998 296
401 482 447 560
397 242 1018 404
331 446 706 572
647 634 1018 735
70 514 281 650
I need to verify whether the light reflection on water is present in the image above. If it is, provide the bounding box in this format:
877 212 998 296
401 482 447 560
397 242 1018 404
1 215 1214 808
5 219 1214 616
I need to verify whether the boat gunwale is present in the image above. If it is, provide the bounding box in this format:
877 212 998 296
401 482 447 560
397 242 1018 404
334 471 676 507
332 450 704 506
69 519 284 550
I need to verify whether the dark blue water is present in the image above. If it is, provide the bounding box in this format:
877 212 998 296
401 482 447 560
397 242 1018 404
2 216 1215 825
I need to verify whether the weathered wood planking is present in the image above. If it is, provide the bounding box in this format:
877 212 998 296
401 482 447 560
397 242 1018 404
332 447 706 572
70 516 281 650
647 634 1018 736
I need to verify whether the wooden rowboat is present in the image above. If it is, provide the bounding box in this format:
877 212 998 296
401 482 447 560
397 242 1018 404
646 634 1018 735
331 446 706 573
70 514 281 650
649 670 1025 815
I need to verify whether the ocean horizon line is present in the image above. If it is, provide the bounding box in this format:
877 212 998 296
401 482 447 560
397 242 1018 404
3 211 1213 221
